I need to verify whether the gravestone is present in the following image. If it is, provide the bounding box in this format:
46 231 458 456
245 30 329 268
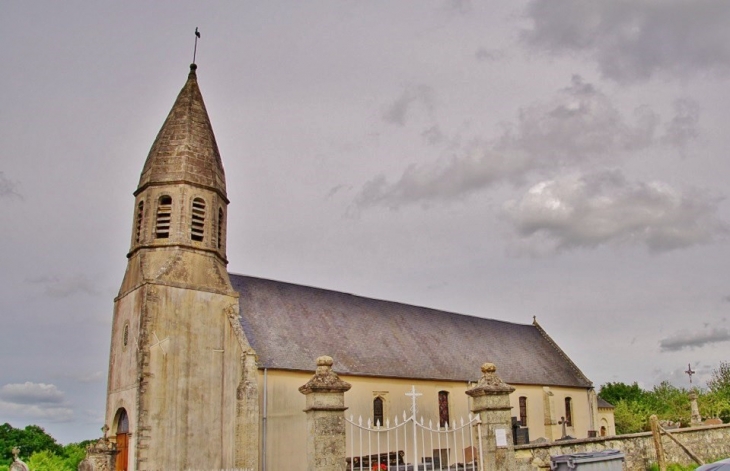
9 447 29 471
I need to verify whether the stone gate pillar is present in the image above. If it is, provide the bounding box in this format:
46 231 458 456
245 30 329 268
299 356 352 471
689 391 702 426
466 363 516 471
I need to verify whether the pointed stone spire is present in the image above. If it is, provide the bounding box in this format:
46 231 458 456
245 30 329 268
136 64 227 200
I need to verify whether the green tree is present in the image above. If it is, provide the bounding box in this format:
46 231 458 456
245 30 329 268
708 361 730 397
0 423 63 463
598 382 645 405
612 399 652 434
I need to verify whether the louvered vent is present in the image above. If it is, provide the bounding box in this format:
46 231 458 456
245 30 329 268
135 201 144 243
155 196 172 239
191 198 205 242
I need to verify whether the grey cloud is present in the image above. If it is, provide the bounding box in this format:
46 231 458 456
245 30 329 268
0 383 73 423
0 171 21 199
0 382 65 405
382 84 435 126
662 99 700 152
660 327 730 351
522 0 730 82
475 48 503 62
502 170 727 253
26 274 100 298
357 76 660 208
442 0 473 14
69 371 105 384
421 125 446 145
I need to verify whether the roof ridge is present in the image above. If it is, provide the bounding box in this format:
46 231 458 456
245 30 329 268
228 272 533 327
532 317 593 387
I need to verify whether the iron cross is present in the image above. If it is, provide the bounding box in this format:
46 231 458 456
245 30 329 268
685 363 696 383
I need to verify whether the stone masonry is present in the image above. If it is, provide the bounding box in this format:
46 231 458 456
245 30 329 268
299 356 352 471
466 363 517 471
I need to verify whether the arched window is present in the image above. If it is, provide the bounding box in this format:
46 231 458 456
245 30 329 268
217 207 224 249
155 196 172 239
564 397 573 427
135 201 144 243
117 408 129 433
191 198 205 242
600 425 607 436
438 391 450 428
519 396 527 427
373 396 384 426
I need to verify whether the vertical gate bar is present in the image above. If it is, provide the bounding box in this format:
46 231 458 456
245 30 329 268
412 412 418 469
444 422 451 469
451 421 458 469
436 424 443 470
368 420 372 470
349 418 353 471
428 421 434 471
395 417 399 471
403 415 408 471
376 424 381 470
420 418 426 471
460 419 466 467
359 419 364 471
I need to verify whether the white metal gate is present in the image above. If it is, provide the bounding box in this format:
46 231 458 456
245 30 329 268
345 386 484 471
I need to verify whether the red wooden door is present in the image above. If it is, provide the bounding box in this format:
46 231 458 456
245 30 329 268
115 433 128 471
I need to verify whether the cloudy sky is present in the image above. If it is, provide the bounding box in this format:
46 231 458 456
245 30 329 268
2 0 729 443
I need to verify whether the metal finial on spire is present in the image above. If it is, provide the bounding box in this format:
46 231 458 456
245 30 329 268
193 27 201 65
685 363 696 383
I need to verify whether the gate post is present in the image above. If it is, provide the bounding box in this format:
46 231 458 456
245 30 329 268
299 356 352 471
466 363 516 471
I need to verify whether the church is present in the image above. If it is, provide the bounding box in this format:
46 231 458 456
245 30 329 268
101 64 614 471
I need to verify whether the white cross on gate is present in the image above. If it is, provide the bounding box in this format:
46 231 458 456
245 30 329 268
405 385 422 416
405 386 423 464
149 332 170 356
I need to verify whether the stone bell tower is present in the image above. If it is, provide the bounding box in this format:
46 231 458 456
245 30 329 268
105 64 254 471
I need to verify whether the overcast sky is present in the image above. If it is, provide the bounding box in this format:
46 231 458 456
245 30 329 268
2 0 729 444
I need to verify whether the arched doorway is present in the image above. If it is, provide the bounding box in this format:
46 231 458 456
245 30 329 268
115 408 129 471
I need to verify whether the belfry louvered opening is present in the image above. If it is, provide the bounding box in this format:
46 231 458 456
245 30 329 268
135 201 144 243
191 198 206 241
155 196 172 239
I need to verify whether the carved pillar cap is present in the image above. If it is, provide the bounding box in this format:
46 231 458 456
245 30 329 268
466 363 515 397
688 391 698 400
299 356 352 395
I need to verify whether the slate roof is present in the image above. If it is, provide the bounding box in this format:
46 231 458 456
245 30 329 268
137 64 227 197
231 274 593 388
597 397 615 409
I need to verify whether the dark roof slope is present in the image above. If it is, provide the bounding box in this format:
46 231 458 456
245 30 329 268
597 397 615 409
231 274 592 388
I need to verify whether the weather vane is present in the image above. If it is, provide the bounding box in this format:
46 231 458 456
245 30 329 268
685 363 696 384
193 27 201 65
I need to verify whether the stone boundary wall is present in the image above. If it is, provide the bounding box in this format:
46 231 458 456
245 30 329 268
514 424 730 470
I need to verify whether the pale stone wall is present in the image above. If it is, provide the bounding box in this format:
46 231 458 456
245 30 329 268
509 385 596 440
136 285 241 471
598 407 616 436
260 370 601 471
105 288 142 468
106 283 244 471
514 423 730 471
